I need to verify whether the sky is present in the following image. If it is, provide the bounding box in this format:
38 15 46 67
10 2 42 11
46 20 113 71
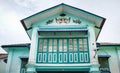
0 0 120 53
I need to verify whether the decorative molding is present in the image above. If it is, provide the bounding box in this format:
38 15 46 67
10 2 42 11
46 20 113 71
46 19 53 24
73 19 81 24
45 14 82 25
55 17 71 24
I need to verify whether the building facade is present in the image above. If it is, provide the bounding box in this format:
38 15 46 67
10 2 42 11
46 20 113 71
0 54 7 73
2 3 120 73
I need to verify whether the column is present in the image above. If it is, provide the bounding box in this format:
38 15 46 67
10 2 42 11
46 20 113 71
26 27 38 73
88 26 100 73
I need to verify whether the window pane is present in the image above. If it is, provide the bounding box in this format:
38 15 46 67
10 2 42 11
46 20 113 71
59 39 62 52
84 45 88 51
63 39 67 52
79 39 83 51
53 39 57 52
74 39 77 52
83 39 87 44
39 39 43 52
38 38 88 53
43 39 47 52
83 39 88 51
49 39 52 52
69 39 73 52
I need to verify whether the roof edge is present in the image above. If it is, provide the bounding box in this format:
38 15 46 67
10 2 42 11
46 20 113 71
99 42 120 46
1 43 31 48
96 18 106 40
21 3 106 31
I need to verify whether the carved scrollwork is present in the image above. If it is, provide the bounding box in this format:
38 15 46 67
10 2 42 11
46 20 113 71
46 16 82 25
55 17 71 24
46 19 53 24
73 19 81 24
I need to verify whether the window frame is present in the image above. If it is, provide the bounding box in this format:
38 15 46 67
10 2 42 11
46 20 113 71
36 37 90 64
98 56 111 73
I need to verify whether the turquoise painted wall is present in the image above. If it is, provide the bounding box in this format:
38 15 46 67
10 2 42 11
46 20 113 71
33 12 93 27
98 46 120 73
6 47 29 73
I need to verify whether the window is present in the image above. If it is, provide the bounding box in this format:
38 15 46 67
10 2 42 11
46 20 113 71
39 39 43 52
43 39 47 52
3 59 7 63
53 39 57 52
20 58 28 73
37 38 89 63
98 57 110 73
73 39 77 52
83 39 88 51
79 39 83 51
49 39 52 52
59 39 63 52
69 39 73 52
63 39 67 52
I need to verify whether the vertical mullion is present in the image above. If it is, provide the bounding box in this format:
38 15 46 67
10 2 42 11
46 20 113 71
67 39 69 63
51 39 54 63
57 39 59 63
77 38 80 63
62 39 64 63
42 39 44 63
46 39 49 63
68 39 69 63
72 39 74 63
82 38 85 62
86 37 90 63
72 39 74 52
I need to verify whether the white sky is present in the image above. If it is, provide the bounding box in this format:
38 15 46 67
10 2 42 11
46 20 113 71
0 0 120 53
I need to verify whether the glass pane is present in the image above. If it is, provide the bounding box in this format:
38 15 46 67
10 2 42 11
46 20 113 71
59 39 62 52
43 39 47 52
69 39 73 52
49 39 52 52
74 39 77 52
83 39 87 44
84 44 88 51
53 39 57 52
83 39 88 51
64 39 67 52
79 39 83 51
39 39 43 52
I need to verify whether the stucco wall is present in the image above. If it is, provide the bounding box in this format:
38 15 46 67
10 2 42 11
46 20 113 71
6 47 29 73
98 46 120 73
0 58 7 73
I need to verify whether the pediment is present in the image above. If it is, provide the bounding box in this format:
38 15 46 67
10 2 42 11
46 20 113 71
21 3 105 39
33 12 89 27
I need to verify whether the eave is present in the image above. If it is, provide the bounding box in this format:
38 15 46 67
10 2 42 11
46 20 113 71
21 3 106 40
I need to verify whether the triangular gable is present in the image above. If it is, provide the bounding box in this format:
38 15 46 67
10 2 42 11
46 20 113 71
21 3 106 39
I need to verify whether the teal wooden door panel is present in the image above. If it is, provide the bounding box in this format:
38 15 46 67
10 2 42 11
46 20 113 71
37 38 90 64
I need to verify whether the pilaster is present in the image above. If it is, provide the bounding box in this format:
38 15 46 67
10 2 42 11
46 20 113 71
88 25 100 73
27 27 38 73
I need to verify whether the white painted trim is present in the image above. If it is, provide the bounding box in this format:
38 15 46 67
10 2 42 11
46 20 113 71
43 53 46 62
35 63 91 67
84 53 88 62
53 53 57 62
69 53 73 62
80 53 84 62
48 53 52 62
74 53 78 62
59 53 62 63
38 53 42 62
